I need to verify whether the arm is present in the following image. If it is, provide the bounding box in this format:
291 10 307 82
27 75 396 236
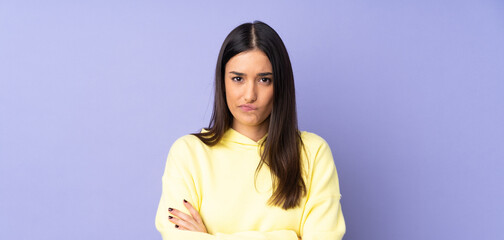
155 174 299 240
155 137 210 239
166 202 300 240
155 137 299 240
298 138 346 240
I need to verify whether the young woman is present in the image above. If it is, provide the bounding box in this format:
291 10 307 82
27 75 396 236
155 21 345 240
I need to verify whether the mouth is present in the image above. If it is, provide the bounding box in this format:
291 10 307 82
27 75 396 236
239 105 257 111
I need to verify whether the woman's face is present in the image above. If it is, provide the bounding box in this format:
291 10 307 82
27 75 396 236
224 49 274 132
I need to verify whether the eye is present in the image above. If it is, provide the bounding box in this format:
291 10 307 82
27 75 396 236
260 78 272 83
232 77 243 82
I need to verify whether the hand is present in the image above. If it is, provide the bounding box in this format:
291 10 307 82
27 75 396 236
168 199 208 233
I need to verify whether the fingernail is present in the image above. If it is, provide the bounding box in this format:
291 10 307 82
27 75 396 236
183 199 188 203
168 216 173 219
175 225 179 228
168 208 173 211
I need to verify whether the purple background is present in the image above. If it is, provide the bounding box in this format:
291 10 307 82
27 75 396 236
1 0 503 239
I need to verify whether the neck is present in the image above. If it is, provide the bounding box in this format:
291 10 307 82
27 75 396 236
231 119 269 142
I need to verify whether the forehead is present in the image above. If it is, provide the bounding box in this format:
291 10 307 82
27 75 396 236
225 49 272 73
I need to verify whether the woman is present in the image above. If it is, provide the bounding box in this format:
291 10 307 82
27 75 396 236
155 21 345 240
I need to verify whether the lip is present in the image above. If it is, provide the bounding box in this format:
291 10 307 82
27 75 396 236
239 104 257 112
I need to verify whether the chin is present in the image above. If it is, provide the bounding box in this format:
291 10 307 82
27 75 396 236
235 118 260 127
241 121 260 127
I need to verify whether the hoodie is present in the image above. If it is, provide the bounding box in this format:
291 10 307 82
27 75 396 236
155 127 345 240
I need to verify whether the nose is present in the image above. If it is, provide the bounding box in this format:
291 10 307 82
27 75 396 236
244 80 257 103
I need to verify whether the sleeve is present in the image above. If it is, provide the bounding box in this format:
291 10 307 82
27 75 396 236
299 138 346 240
155 137 299 240
155 137 209 239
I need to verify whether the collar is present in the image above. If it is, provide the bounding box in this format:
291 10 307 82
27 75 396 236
201 127 268 146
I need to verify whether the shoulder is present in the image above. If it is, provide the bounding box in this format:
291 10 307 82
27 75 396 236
299 130 336 169
299 130 331 151
172 133 202 146
167 133 207 157
299 131 340 192
164 133 208 171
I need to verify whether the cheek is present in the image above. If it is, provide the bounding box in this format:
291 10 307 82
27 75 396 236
224 85 234 101
224 80 231 99
225 82 240 107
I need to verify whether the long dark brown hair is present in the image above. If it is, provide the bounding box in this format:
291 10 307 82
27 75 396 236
192 21 306 209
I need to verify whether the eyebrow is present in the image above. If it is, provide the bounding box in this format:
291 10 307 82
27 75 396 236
258 72 273 77
229 71 273 77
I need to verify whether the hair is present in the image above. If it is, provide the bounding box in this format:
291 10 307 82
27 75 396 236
192 21 306 210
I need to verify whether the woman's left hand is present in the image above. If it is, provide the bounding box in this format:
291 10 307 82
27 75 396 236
168 200 208 233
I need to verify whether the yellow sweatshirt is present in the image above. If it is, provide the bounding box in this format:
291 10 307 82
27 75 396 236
155 128 345 240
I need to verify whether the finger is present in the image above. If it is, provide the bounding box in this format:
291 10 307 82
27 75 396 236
183 199 203 224
177 224 189 231
168 214 194 231
168 207 196 224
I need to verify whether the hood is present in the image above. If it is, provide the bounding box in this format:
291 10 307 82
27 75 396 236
200 127 268 147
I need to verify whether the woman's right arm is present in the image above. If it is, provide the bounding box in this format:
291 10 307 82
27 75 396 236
155 138 207 238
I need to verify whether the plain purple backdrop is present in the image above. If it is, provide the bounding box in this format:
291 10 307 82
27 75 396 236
1 0 503 239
